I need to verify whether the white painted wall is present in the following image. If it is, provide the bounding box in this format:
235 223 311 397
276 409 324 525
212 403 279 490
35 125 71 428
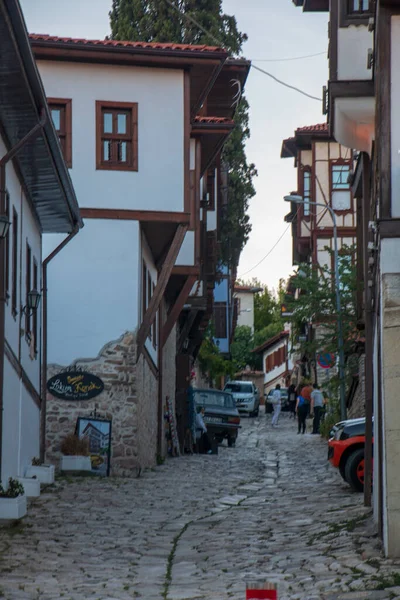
235 292 254 331
37 60 184 213
44 219 140 366
391 16 400 217
262 340 293 388
1 360 40 486
176 230 195 265
2 358 20 485
380 238 400 274
337 26 372 81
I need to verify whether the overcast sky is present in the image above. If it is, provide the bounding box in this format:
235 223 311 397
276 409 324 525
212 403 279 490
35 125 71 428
21 0 328 291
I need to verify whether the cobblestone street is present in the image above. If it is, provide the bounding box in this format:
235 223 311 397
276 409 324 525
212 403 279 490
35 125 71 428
1 414 400 600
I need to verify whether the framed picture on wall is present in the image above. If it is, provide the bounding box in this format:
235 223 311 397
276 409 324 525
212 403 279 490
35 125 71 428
76 417 112 477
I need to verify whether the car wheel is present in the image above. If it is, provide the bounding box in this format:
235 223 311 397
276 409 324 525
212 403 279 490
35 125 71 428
344 448 365 492
227 436 235 447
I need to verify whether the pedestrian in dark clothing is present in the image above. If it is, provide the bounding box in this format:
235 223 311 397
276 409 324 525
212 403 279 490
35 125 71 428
288 384 297 419
296 381 312 434
311 383 325 434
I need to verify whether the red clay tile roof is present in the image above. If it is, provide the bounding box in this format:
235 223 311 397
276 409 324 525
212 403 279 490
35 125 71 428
194 116 233 124
296 123 329 134
29 33 225 53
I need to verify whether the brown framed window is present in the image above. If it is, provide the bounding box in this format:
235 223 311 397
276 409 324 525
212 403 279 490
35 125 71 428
349 0 371 13
147 272 152 341
214 302 227 338
96 101 138 172
152 282 157 349
33 259 38 354
11 208 18 317
340 0 372 25
25 243 31 335
48 98 72 168
142 260 147 321
5 192 10 299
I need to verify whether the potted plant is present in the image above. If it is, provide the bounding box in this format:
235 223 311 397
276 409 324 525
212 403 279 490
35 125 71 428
0 478 27 519
25 457 55 485
60 434 91 472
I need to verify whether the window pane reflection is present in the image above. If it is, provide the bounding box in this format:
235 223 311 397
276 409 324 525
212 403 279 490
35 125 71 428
103 140 111 161
51 109 61 131
103 113 113 133
117 114 127 134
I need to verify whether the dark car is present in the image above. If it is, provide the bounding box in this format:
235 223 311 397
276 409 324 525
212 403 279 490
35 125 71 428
264 387 289 414
193 388 241 447
328 417 373 492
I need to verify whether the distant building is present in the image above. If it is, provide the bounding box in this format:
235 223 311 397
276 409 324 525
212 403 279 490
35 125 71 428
252 331 292 396
233 285 262 333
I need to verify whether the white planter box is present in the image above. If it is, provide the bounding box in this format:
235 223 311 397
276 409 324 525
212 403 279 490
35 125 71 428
25 465 55 485
60 456 92 472
17 477 40 498
0 494 27 520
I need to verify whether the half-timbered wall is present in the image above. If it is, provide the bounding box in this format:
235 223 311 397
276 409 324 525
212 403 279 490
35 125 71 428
297 139 356 270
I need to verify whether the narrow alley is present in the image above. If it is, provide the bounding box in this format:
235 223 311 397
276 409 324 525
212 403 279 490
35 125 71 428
1 415 399 600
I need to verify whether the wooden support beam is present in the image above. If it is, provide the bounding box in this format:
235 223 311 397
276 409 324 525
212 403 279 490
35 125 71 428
161 275 196 349
137 224 187 360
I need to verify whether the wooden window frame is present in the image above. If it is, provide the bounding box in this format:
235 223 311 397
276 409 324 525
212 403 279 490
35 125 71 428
330 159 353 215
33 259 38 355
214 302 227 339
96 101 138 172
152 282 157 349
302 168 312 219
142 260 147 321
147 272 152 341
25 242 32 337
11 208 18 318
5 192 10 301
47 98 72 168
340 0 372 26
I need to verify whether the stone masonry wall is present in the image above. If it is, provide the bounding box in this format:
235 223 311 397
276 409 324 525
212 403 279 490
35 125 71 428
46 331 158 476
161 322 177 458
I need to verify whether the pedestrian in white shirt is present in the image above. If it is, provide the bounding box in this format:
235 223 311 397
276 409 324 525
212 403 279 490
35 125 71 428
195 406 212 453
271 384 282 427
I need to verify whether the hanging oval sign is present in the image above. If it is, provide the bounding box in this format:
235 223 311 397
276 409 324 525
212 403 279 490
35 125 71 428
47 371 104 401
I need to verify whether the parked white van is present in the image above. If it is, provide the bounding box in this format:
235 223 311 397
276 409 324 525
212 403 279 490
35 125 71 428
223 381 260 417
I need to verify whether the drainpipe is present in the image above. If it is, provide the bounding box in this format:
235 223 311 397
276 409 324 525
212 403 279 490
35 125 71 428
0 112 46 481
40 225 79 462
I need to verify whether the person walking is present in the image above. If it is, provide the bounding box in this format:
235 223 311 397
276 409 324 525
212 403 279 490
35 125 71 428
195 406 212 453
271 384 282 427
287 383 297 419
296 381 312 434
311 383 325 434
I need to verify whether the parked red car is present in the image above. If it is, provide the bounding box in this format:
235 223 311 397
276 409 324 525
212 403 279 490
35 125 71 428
328 418 372 492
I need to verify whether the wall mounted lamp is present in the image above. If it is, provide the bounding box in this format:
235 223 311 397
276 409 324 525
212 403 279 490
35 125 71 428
21 289 41 316
0 215 10 239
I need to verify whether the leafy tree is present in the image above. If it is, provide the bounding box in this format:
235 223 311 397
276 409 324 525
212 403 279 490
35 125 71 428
230 325 259 372
286 245 361 401
197 325 234 385
109 0 256 268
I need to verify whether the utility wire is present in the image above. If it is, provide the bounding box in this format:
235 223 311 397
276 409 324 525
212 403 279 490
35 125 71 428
239 150 352 278
164 0 322 103
252 51 326 62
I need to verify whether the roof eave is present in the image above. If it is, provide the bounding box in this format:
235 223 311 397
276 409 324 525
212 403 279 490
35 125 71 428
2 0 82 232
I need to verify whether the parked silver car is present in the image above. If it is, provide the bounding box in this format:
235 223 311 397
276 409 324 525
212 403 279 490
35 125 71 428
223 381 260 417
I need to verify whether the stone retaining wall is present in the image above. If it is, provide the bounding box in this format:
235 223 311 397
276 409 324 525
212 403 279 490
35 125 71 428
46 331 158 476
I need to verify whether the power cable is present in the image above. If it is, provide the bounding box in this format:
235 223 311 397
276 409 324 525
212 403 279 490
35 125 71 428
163 0 322 102
238 149 352 278
252 51 326 62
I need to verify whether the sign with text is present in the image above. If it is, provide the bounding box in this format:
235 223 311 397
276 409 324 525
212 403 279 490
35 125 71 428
47 371 104 401
246 582 277 600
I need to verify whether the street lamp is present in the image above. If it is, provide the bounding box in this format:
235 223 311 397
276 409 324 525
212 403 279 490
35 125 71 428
21 289 41 316
284 194 347 421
